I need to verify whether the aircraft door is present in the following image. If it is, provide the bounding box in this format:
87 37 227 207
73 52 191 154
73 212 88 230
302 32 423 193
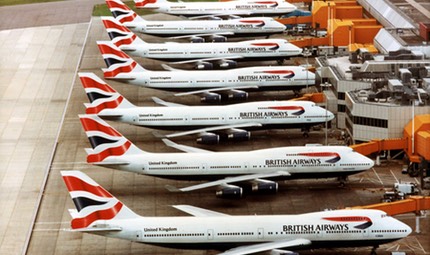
362 229 369 237
135 230 143 241
258 228 264 239
207 229 214 240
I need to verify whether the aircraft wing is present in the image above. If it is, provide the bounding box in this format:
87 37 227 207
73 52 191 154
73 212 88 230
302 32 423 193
161 139 213 153
219 238 312 255
174 85 259 97
151 97 187 107
156 123 262 138
170 56 244 65
168 32 235 40
165 171 291 192
187 12 252 20
172 205 230 217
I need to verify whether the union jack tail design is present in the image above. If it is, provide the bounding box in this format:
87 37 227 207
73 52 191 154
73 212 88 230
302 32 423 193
102 16 140 48
135 0 162 8
97 41 146 79
79 73 135 114
61 170 139 230
79 114 145 164
106 0 145 24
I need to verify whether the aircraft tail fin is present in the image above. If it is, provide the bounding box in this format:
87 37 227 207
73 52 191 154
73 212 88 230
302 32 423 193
78 72 136 114
101 16 146 48
79 114 146 164
105 0 146 23
135 0 167 9
97 41 146 79
61 170 140 230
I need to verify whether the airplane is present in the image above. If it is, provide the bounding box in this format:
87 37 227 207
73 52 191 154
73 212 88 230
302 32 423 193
80 72 333 143
61 170 412 255
105 0 287 42
79 114 374 198
97 41 315 102
134 0 297 19
102 16 302 69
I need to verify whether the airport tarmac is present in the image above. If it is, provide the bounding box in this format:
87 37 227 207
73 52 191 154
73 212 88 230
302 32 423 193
0 5 428 255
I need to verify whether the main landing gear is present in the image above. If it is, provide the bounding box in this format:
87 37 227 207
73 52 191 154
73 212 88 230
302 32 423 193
301 127 310 138
370 245 379 255
337 176 348 187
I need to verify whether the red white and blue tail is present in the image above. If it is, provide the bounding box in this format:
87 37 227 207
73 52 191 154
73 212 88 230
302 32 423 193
97 41 146 79
105 0 145 24
101 16 146 49
79 114 145 165
79 72 135 114
61 170 139 230
134 0 165 9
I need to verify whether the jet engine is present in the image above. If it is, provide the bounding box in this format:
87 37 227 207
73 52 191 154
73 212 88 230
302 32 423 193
200 92 221 103
216 184 243 199
250 179 278 194
218 60 237 69
227 90 248 101
195 62 214 70
210 35 227 42
190 37 205 43
227 128 250 142
196 132 220 145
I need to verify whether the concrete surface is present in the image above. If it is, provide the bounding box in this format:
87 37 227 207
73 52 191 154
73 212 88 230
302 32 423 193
0 22 90 255
0 0 104 30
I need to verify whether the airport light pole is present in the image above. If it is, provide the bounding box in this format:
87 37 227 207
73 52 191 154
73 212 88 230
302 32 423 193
320 82 332 145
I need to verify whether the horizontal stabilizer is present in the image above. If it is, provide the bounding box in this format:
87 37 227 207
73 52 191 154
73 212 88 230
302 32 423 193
68 225 123 232
93 161 130 166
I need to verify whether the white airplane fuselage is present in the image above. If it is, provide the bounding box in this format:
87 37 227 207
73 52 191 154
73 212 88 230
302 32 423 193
104 144 374 179
125 39 302 62
116 66 315 91
126 17 286 37
138 0 297 18
95 209 411 250
100 101 331 131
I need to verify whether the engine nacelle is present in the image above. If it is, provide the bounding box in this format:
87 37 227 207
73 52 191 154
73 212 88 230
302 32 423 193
196 62 214 70
210 35 227 42
216 184 243 199
251 179 278 194
218 60 237 69
196 133 220 145
227 90 248 101
227 129 250 142
200 92 221 103
190 37 205 43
